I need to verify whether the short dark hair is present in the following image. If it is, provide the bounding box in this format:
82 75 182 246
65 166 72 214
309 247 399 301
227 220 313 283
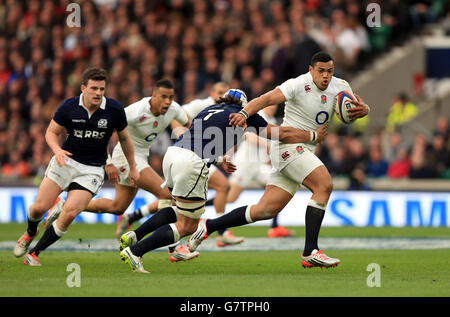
154 79 174 90
81 67 107 86
310 52 334 67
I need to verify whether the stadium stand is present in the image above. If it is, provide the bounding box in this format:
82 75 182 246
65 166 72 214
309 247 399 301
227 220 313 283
0 0 449 190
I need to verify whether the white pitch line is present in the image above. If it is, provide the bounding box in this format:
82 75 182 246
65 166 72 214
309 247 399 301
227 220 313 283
1 237 450 252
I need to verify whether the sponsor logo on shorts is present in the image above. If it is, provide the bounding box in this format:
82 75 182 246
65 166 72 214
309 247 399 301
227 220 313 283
281 151 290 161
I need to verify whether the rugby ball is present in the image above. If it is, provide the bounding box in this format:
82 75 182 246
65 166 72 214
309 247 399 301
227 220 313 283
334 90 357 124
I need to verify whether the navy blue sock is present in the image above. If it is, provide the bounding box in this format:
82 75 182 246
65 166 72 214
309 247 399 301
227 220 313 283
127 208 144 224
130 224 175 257
217 229 226 236
303 205 325 256
29 225 61 256
271 214 279 228
27 219 40 237
134 207 177 241
206 206 249 234
205 197 215 206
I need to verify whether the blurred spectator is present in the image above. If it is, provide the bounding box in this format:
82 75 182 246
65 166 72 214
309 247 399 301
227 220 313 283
348 166 372 190
0 0 448 182
386 93 419 133
1 150 30 179
382 130 403 162
409 134 435 178
409 0 440 31
327 146 350 176
428 133 449 177
365 146 389 178
387 147 411 178
434 115 449 142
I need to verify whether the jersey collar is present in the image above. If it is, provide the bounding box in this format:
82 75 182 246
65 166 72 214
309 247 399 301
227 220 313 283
79 93 106 110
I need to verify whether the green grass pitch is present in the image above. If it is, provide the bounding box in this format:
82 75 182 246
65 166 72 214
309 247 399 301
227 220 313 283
1 223 449 297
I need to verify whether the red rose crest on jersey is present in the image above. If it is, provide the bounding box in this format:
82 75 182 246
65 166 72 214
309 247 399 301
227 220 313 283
281 151 290 161
153 121 158 128
296 145 304 154
321 95 327 104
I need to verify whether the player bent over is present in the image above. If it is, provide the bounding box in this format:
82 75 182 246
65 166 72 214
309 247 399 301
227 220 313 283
189 52 370 268
13 68 139 266
127 81 245 247
118 89 326 273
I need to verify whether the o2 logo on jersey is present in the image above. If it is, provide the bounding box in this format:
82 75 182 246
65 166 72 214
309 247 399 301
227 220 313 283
315 111 329 124
145 133 157 142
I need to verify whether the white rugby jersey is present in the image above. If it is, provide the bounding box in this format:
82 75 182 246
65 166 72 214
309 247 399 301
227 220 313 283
277 72 353 152
182 96 215 119
116 97 188 156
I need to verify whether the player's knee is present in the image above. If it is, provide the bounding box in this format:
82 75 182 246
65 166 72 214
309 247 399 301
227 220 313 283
33 200 49 214
61 204 81 220
322 181 333 196
105 200 128 214
216 181 230 193
313 179 333 197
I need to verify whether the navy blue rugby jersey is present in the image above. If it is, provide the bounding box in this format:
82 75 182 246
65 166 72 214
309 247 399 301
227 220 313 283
174 103 268 163
53 95 127 166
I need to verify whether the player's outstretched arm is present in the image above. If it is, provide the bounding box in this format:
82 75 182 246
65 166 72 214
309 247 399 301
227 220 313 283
117 127 139 187
261 124 328 144
229 89 285 127
45 120 72 167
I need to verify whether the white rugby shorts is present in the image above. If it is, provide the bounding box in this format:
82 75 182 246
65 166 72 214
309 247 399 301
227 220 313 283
45 156 104 195
267 144 323 196
111 145 149 187
229 161 272 188
161 146 209 202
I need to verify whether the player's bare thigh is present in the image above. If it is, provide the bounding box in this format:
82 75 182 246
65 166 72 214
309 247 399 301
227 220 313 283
31 177 63 216
250 185 293 221
301 165 333 204
137 166 172 199
208 169 228 192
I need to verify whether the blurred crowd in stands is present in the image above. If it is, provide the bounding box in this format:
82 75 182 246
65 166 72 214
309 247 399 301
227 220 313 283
0 0 449 184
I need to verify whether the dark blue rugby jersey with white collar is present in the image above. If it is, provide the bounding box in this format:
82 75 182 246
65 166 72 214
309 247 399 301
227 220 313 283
173 103 268 163
53 94 127 166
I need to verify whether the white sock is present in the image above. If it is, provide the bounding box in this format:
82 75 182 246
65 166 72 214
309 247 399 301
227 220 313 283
140 205 150 217
52 222 66 237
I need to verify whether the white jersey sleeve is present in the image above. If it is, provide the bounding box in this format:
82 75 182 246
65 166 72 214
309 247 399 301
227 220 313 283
171 101 189 126
182 96 215 119
277 77 301 103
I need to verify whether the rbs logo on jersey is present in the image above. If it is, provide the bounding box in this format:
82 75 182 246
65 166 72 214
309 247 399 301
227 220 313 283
74 129 106 139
